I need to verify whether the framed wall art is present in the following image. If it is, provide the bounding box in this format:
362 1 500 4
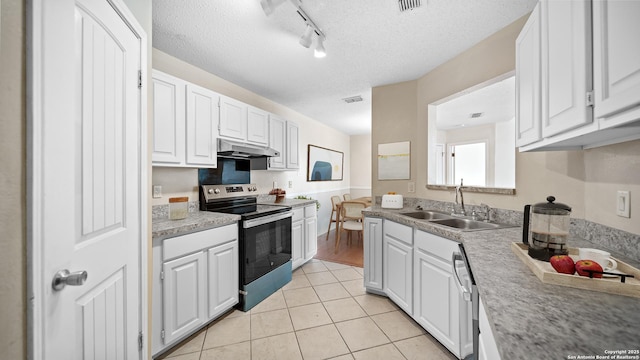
307 145 344 181
378 141 410 180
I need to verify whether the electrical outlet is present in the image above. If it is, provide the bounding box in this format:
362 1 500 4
288 180 293 189
273 181 278 189
408 182 416 193
616 190 630 218
153 185 162 198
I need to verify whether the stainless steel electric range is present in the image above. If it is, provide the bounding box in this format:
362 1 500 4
199 183 293 311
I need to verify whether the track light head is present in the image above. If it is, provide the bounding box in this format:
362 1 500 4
260 0 287 16
314 35 326 58
299 25 313 48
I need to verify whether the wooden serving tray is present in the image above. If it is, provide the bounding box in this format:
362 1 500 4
511 242 640 298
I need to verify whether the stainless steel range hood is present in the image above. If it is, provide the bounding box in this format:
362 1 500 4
217 138 279 159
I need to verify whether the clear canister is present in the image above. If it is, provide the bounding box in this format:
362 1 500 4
169 197 189 220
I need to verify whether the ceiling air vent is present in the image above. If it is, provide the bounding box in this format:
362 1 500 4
470 112 484 118
399 0 422 12
342 95 363 104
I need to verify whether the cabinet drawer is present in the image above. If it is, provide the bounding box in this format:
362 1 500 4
384 220 413 246
292 208 304 222
304 204 316 218
414 230 459 262
164 224 238 261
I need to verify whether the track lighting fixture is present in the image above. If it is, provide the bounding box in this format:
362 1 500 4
260 0 327 57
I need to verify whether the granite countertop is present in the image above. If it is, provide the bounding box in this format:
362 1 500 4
152 211 240 241
258 198 318 208
364 206 640 360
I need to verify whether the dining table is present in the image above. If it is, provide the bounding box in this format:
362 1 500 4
334 197 372 252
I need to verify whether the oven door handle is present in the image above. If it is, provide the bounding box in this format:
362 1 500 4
243 211 293 229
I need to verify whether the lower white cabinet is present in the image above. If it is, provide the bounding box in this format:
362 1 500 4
364 217 383 292
478 297 501 360
291 204 317 270
383 220 413 314
152 223 238 357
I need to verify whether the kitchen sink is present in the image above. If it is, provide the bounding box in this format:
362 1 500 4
400 210 453 221
429 218 516 231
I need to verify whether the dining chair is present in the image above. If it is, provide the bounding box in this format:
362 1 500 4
343 194 352 201
335 201 365 253
325 195 342 241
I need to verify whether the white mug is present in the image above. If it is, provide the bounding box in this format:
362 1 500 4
579 248 617 272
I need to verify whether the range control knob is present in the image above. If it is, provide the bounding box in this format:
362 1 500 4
214 188 221 194
207 188 214 194
252 186 258 191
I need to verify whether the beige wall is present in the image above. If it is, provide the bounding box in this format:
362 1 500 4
0 0 26 357
372 14 640 235
350 134 372 197
152 49 352 234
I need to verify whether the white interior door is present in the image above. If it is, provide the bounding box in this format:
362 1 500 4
31 0 145 358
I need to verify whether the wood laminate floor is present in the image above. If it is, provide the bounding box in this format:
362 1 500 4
314 229 364 268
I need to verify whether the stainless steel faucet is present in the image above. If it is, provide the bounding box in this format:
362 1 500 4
455 179 466 216
481 203 492 222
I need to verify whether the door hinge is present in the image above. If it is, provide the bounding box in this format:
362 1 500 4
138 331 143 350
161 329 165 339
160 271 164 281
586 90 594 106
138 70 143 89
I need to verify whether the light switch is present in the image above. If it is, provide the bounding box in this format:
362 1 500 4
408 182 415 193
153 185 162 198
616 191 630 218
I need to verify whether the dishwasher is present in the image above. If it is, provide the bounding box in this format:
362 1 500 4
453 244 479 360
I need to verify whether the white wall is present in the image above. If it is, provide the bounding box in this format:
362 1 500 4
494 118 516 188
151 49 352 235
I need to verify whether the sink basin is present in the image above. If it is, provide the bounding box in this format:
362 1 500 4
429 218 516 231
401 211 453 221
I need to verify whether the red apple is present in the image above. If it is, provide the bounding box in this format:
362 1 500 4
550 255 575 275
575 260 604 278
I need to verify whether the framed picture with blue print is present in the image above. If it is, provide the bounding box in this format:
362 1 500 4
307 144 344 181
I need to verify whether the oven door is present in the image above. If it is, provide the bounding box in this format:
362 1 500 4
240 211 293 285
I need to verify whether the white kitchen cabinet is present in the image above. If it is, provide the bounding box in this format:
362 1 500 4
515 2 541 147
152 224 239 357
152 70 217 168
291 208 305 269
540 0 592 138
152 70 186 164
593 0 640 128
267 115 286 169
413 230 470 359
383 220 413 315
364 217 383 293
286 121 300 169
517 0 640 152
219 95 247 141
186 84 218 167
478 297 501 360
207 240 239 320
291 204 318 270
247 106 269 145
304 205 318 261
162 251 206 345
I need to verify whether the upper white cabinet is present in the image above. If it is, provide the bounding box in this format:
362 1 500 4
517 0 640 152
286 121 300 169
268 115 286 169
593 0 640 127
515 2 542 147
152 70 217 168
219 96 269 146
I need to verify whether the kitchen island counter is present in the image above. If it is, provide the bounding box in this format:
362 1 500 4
364 206 640 360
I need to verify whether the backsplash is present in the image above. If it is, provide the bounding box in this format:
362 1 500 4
152 201 200 220
377 196 640 262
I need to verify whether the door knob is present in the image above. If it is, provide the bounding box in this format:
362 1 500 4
52 269 88 291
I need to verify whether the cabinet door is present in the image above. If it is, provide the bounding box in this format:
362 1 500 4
219 96 247 141
268 115 286 169
364 217 383 292
541 0 593 138
286 121 300 169
383 236 413 314
478 297 501 360
162 251 206 345
186 84 218 167
593 0 640 125
207 241 239 319
304 215 317 261
413 249 460 358
515 3 541 147
247 106 269 145
152 70 185 164
291 219 304 269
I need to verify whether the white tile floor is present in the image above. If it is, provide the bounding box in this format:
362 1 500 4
157 259 456 360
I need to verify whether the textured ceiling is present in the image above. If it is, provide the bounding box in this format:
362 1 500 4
152 0 537 135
